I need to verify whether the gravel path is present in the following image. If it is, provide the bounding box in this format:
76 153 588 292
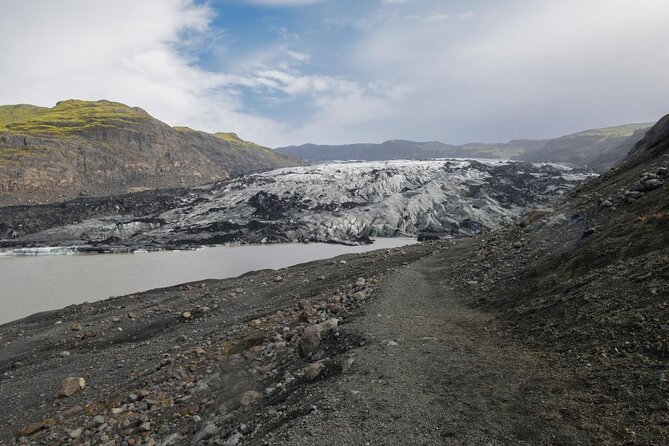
258 241 595 445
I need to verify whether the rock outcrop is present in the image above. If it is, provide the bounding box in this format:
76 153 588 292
0 100 303 205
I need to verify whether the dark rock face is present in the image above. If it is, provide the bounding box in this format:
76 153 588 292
0 100 303 206
0 159 594 252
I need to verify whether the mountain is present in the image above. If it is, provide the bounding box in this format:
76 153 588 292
276 139 546 162
514 123 651 171
0 100 303 206
276 123 652 171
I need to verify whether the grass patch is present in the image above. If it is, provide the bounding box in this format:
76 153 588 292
0 99 150 136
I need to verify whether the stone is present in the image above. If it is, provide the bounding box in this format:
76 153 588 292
194 422 219 442
303 361 326 381
138 421 151 432
239 390 261 406
82 330 96 338
127 311 138 319
353 291 366 301
69 322 82 331
182 311 192 319
93 415 105 426
520 208 554 227
341 357 355 373
273 275 284 283
297 325 324 357
318 318 339 332
69 428 83 439
582 227 596 238
600 199 613 208
642 178 663 191
58 377 86 398
19 419 57 437
235 287 244 294
355 277 366 287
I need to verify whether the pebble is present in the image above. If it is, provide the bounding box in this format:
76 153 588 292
69 428 83 439
239 390 261 406
303 361 326 381
93 415 105 426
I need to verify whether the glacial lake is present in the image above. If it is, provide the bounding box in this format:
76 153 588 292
0 238 415 325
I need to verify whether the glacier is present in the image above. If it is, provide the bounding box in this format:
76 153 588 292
1 159 594 252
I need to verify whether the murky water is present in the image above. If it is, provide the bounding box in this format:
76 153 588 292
0 239 415 324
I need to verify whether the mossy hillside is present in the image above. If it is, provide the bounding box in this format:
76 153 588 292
560 123 652 140
0 104 50 128
0 100 150 135
174 127 284 158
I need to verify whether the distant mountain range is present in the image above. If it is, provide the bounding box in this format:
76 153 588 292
276 123 652 172
0 100 303 206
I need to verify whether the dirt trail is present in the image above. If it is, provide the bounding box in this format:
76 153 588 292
260 242 595 445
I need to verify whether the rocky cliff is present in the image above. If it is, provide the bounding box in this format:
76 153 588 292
0 100 303 206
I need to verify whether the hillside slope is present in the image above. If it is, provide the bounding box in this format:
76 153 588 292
276 139 545 162
0 100 303 205
515 123 650 171
276 123 652 171
450 114 669 443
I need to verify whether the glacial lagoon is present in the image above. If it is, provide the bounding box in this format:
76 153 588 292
0 239 415 324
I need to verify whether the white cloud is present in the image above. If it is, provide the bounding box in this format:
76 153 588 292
1 0 668 148
283 49 311 62
243 0 325 6
342 0 669 143
0 0 289 145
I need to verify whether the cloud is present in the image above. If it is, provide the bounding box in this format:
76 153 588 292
0 0 287 145
242 0 325 6
340 0 669 143
1 0 668 148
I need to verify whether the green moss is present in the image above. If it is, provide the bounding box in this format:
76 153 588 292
214 132 281 157
568 123 652 139
173 126 196 133
0 99 150 136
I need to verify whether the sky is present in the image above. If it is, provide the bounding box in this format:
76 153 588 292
0 0 668 147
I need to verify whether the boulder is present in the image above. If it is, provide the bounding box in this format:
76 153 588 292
297 325 324 357
58 377 86 398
